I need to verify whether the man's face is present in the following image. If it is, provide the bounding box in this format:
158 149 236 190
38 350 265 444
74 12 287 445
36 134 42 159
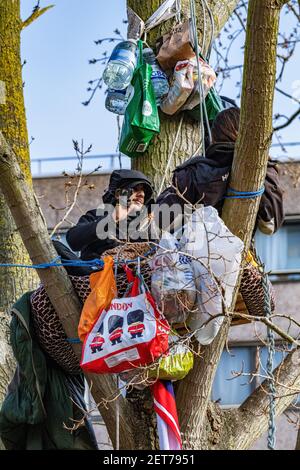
129 184 145 211
115 184 145 211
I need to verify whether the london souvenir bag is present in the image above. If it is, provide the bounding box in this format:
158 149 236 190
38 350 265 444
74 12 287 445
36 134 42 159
80 266 170 374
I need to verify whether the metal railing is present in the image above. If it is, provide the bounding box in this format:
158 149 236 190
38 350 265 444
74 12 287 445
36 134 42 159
31 142 300 177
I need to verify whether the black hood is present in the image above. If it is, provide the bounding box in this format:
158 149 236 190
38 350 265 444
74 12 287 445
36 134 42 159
205 142 235 165
102 169 154 207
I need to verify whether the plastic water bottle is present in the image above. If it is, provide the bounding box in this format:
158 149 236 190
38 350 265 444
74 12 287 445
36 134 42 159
105 88 128 115
103 40 138 91
143 48 169 105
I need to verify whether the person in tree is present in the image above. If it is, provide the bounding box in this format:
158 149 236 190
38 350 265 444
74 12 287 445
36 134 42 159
66 169 155 260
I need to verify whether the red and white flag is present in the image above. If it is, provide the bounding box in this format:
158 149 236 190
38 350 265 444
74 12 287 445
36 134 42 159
152 380 182 450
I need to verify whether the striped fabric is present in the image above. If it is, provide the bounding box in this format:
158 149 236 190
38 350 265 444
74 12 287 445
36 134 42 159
152 380 182 450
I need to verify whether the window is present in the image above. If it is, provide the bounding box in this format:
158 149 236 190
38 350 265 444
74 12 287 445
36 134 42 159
212 346 290 406
255 219 300 276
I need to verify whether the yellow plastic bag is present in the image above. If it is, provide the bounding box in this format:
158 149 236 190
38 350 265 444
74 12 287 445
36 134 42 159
148 339 194 381
78 256 117 342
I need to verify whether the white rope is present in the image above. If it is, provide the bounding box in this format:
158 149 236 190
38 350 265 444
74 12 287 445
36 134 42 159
190 0 206 156
158 114 184 195
176 0 182 23
203 0 215 61
200 0 206 55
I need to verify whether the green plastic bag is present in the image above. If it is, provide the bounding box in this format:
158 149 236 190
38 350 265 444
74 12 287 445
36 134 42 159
187 87 224 123
119 41 160 158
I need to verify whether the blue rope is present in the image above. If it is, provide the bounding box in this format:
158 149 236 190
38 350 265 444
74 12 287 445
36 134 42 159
0 248 156 271
0 256 104 270
66 338 82 344
262 267 276 450
225 186 265 200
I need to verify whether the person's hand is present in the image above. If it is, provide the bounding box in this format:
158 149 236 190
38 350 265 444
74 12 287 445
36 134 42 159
112 204 129 222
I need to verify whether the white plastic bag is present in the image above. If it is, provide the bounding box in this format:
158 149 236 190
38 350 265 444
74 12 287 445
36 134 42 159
182 207 244 344
181 57 216 111
160 60 194 115
150 232 196 324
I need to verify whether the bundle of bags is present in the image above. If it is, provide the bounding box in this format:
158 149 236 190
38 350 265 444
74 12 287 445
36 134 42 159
78 256 193 388
150 206 244 345
78 206 246 384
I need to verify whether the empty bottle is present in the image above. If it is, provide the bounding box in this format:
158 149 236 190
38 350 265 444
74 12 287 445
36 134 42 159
105 86 133 115
143 48 169 105
103 40 138 91
105 88 127 115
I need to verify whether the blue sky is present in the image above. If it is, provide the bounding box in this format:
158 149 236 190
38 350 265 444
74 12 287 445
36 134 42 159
20 1 300 175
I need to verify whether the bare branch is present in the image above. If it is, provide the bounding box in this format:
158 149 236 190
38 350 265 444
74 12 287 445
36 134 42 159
22 5 55 29
273 106 300 131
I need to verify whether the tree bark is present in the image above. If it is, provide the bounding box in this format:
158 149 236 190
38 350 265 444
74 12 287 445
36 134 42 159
0 0 38 310
296 425 300 451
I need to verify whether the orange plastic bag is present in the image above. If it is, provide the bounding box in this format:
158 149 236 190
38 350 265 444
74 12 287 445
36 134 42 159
78 256 117 342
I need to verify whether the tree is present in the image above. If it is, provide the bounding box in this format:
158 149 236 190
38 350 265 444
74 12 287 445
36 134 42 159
1 0 299 451
0 0 52 440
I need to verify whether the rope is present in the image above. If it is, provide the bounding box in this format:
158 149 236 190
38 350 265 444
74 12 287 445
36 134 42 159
175 0 181 23
262 268 276 450
203 0 215 61
190 0 206 156
0 248 157 271
0 256 104 270
116 377 120 450
225 186 265 200
158 114 184 195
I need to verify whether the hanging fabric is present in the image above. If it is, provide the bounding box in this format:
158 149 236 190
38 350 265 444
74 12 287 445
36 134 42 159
152 380 182 450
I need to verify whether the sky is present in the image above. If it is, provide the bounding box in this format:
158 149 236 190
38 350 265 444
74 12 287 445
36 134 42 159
20 1 300 176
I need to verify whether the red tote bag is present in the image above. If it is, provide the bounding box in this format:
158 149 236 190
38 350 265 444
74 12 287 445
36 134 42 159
80 267 170 374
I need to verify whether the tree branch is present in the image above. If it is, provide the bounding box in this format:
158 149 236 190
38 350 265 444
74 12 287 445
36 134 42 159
0 131 136 449
273 106 300 131
22 5 55 29
219 347 300 449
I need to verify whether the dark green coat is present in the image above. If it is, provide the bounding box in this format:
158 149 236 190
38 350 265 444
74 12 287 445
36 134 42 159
0 292 97 450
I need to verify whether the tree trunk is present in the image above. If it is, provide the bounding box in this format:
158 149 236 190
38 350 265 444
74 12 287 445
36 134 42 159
0 132 152 450
127 0 239 449
177 0 287 449
0 1 38 438
0 0 38 311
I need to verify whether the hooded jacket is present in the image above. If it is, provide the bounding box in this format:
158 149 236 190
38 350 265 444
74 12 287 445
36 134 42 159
0 293 97 450
157 142 284 234
66 169 154 260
